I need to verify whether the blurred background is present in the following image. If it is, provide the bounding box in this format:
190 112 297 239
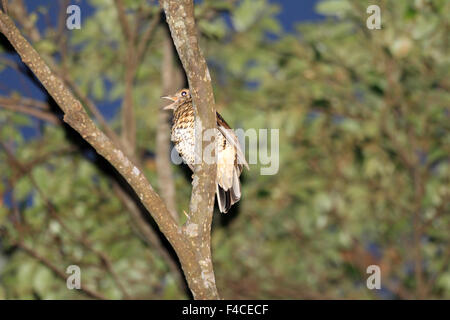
0 0 448 299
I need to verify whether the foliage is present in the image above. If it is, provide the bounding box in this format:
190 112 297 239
0 0 448 299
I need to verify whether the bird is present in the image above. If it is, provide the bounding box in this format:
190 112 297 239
162 88 248 213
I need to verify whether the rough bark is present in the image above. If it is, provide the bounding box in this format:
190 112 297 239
0 7 219 300
159 0 219 299
2 3 186 295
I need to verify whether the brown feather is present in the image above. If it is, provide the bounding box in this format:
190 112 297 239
164 89 248 213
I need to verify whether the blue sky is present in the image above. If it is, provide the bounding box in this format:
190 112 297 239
270 0 323 31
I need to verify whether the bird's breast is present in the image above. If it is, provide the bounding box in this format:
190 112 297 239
172 107 196 165
171 105 237 174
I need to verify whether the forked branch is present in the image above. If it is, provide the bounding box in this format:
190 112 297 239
0 5 219 299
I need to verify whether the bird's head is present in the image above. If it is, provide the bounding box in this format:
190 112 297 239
161 88 191 111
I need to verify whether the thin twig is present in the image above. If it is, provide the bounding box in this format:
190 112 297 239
156 25 181 222
114 0 138 154
0 9 218 299
1 141 131 299
136 12 161 63
16 241 107 300
112 182 188 294
0 101 60 124
1 0 7 14
114 0 133 42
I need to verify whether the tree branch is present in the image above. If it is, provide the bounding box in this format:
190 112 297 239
136 12 161 64
114 0 137 155
0 8 219 300
0 98 60 124
17 241 107 300
0 95 49 110
156 26 182 223
114 0 134 42
57 70 134 161
1 141 132 299
112 181 187 294
0 93 186 297
5 1 133 164
0 11 179 237
160 0 219 299
6 0 40 42
1 0 7 14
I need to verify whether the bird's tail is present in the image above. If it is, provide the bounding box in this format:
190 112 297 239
216 165 241 213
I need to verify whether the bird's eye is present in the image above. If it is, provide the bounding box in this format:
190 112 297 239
181 90 187 96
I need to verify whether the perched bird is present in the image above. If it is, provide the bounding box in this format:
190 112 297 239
162 88 248 213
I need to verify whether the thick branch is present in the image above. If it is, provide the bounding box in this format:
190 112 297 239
0 93 185 296
0 11 178 238
160 0 219 299
6 1 133 163
1 142 130 299
112 182 187 294
7 0 40 42
0 9 218 300
57 71 131 160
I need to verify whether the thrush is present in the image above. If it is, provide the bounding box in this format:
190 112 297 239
162 88 248 213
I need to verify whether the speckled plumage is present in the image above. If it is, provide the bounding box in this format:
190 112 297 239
171 100 196 166
163 89 248 213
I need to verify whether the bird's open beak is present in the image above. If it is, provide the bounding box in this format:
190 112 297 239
161 95 177 110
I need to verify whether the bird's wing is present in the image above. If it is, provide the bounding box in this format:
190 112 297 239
216 112 249 170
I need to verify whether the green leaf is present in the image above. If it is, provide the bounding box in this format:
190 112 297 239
316 0 352 17
92 77 105 100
